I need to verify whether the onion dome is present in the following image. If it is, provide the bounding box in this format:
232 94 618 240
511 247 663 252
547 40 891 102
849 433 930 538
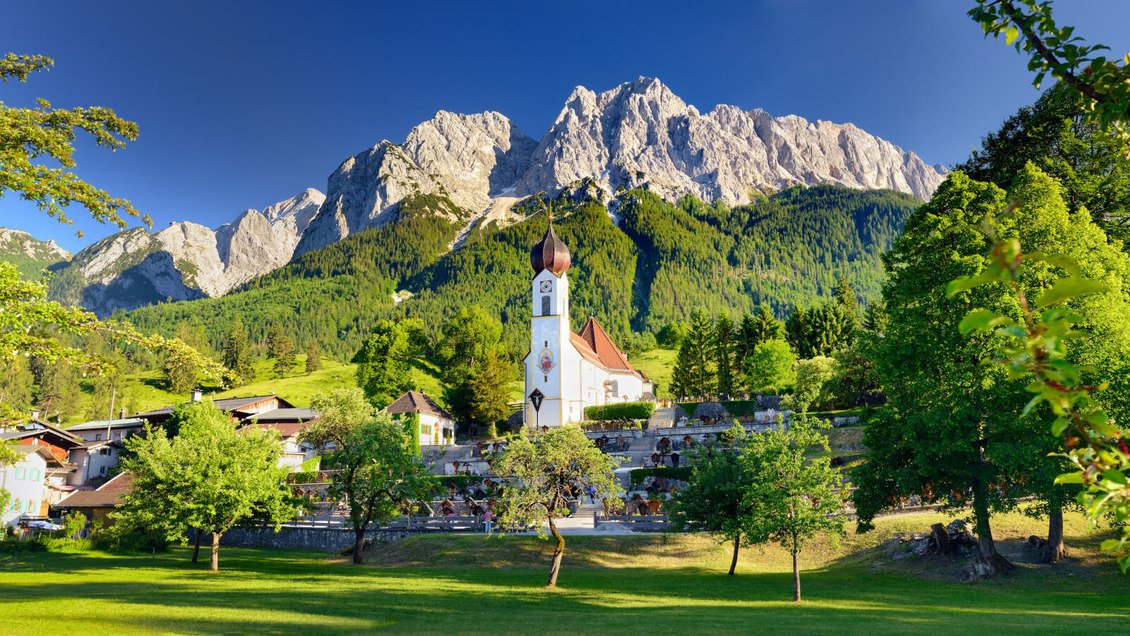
530 221 571 276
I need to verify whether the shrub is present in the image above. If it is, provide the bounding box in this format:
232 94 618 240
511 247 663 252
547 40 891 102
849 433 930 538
62 511 87 540
0 538 48 553
584 401 655 421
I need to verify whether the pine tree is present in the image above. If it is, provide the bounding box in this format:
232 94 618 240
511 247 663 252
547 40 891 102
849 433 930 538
687 309 715 399
713 314 736 398
305 340 322 373
670 337 697 400
464 349 513 438
222 317 253 384
267 324 296 378
785 308 809 357
834 276 860 323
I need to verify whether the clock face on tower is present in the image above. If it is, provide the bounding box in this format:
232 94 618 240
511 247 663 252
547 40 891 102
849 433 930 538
539 280 553 293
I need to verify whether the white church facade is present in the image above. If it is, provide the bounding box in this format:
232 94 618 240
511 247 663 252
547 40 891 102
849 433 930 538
523 219 654 428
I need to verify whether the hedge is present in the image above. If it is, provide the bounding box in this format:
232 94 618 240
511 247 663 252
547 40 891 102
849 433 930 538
584 401 655 421
629 466 693 486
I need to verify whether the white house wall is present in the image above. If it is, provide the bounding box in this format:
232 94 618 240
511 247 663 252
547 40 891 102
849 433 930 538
1 453 47 526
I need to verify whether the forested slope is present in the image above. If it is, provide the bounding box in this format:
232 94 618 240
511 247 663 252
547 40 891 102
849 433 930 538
124 186 919 359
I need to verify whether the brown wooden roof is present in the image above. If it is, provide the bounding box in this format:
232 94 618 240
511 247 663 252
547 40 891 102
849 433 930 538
57 472 133 509
385 391 453 420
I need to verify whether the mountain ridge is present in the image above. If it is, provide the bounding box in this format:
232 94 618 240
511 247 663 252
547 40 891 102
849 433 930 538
297 76 944 255
11 77 943 317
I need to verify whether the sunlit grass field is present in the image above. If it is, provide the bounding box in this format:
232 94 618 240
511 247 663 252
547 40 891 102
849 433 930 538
72 356 449 424
2 511 1127 634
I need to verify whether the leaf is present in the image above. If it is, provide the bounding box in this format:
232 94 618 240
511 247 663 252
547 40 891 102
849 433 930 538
1005 25 1019 45
1021 394 1043 417
946 272 996 296
1048 415 1066 440
1102 469 1128 486
1034 276 1108 308
1054 471 1084 485
1100 538 1122 551
1025 251 1079 274
958 309 1013 336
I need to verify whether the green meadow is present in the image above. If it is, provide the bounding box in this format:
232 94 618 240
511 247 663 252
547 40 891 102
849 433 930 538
2 511 1127 634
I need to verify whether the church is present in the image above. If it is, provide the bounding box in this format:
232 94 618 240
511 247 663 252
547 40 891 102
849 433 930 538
523 218 654 428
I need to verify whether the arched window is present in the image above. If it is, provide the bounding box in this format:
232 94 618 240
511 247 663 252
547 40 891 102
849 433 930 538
541 295 551 316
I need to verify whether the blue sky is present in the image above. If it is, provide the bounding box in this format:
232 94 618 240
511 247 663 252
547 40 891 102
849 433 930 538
3 0 1130 252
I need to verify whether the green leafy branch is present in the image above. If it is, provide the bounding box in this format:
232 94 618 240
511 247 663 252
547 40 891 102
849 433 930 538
1 52 147 235
969 1 1130 143
946 206 1130 571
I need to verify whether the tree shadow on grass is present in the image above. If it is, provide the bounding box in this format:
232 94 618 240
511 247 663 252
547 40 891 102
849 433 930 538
4 547 1129 634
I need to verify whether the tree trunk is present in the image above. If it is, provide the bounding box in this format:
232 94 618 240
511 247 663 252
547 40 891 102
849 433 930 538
192 528 202 563
210 532 221 572
546 517 566 589
353 527 366 565
930 523 952 555
1044 499 1067 563
971 476 1013 577
791 541 801 603
728 536 740 576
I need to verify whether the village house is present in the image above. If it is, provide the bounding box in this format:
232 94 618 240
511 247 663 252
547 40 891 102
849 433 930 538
1 419 83 464
66 417 147 443
1 446 70 526
386 391 455 447
67 439 123 487
136 393 296 426
55 472 134 525
239 407 322 470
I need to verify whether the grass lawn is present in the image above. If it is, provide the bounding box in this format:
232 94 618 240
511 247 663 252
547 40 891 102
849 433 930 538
72 356 450 424
630 347 677 399
2 511 1127 634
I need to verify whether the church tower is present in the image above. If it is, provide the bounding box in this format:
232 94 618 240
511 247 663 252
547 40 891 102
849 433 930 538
526 214 577 429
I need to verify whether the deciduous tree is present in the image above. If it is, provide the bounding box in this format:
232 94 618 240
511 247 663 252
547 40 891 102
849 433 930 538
668 424 754 575
1 53 144 233
116 401 301 571
354 321 413 408
493 426 620 588
302 388 374 450
323 412 436 564
743 416 848 602
744 339 796 395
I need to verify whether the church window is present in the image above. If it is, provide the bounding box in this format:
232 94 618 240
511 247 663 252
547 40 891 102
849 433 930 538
541 295 550 316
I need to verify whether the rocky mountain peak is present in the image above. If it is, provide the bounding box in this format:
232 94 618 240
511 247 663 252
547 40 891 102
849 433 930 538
50 189 325 315
0 227 72 261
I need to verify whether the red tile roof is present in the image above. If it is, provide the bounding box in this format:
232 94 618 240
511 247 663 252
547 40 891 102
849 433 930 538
248 422 306 439
576 317 635 372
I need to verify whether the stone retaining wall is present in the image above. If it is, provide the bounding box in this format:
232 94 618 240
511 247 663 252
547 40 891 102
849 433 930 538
220 526 414 552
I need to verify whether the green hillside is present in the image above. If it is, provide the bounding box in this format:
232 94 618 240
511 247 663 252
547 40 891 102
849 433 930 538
123 186 920 362
70 356 445 424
